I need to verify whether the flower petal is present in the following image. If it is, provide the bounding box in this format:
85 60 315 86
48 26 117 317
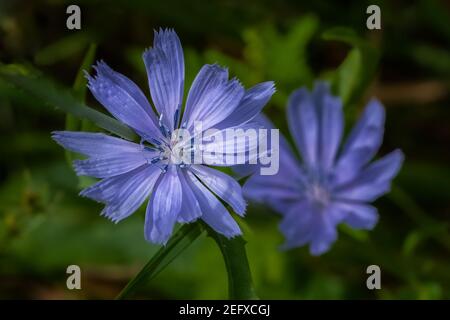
280 202 340 255
144 165 182 244
317 84 343 171
186 171 241 238
241 114 306 204
52 131 142 158
279 201 315 249
333 149 404 202
80 171 133 203
177 169 202 223
73 153 149 178
338 98 385 168
98 165 161 222
308 213 338 256
287 87 318 168
143 29 184 129
334 202 379 229
214 81 275 130
86 61 161 139
190 165 246 216
330 147 373 186
194 121 265 167
183 64 244 131
244 174 303 206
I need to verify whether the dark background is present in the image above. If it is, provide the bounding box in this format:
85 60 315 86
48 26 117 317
0 0 449 299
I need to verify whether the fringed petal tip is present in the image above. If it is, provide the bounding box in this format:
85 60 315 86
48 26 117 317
153 27 177 39
100 207 121 224
50 131 64 144
206 63 229 75
234 201 248 217
260 81 276 95
218 227 242 240
72 159 87 176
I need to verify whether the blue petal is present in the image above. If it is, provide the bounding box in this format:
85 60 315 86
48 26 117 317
144 165 182 244
280 202 341 255
331 147 373 186
308 213 338 256
279 201 315 249
194 121 265 167
52 131 142 158
190 165 246 216
317 85 343 171
143 29 184 129
287 87 318 168
333 149 404 202
233 113 302 177
335 181 392 202
182 64 244 131
86 61 161 139
359 149 405 183
334 202 379 229
73 153 149 178
242 115 306 205
244 174 303 206
80 171 131 203
186 171 241 238
214 81 275 130
97 165 161 222
259 114 304 177
336 99 385 182
177 169 202 223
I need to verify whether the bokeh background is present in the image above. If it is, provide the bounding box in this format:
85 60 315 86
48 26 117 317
1 0 449 299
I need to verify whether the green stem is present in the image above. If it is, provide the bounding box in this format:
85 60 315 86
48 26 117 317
116 221 257 300
206 225 258 300
116 223 203 299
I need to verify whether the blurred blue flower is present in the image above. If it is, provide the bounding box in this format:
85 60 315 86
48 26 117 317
52 29 275 244
243 82 404 255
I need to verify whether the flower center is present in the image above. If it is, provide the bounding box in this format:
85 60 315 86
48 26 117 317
145 115 192 172
307 183 330 207
303 168 332 208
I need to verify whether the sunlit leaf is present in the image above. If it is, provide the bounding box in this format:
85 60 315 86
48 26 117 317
322 27 380 107
0 64 137 141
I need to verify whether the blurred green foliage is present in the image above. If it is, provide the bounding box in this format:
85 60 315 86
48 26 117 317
0 0 449 299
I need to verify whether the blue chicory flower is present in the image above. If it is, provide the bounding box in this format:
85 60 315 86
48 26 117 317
243 82 404 255
52 29 275 244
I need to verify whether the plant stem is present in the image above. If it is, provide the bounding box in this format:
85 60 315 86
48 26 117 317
116 221 258 300
116 222 203 299
206 226 258 300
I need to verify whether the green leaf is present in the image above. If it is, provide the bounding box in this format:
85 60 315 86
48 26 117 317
245 16 318 87
206 224 258 300
411 44 450 76
34 33 90 66
322 27 380 107
0 64 137 141
116 223 204 299
66 44 97 164
72 44 97 101
65 44 98 189
388 184 450 251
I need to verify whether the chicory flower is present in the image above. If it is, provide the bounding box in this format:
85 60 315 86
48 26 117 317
243 82 403 255
53 29 275 244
